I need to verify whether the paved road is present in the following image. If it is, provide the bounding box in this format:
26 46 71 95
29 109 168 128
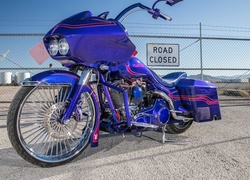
0 105 249 180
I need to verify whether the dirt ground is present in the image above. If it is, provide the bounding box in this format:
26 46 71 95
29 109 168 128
0 105 250 179
0 84 250 179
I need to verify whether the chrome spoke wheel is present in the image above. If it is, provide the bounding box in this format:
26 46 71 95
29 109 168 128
8 85 96 167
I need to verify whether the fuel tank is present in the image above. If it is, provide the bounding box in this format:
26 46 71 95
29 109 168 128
117 57 153 78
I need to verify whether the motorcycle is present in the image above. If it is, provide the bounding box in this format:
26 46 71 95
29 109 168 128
7 0 221 167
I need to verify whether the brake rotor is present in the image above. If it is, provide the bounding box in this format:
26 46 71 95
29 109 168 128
44 102 78 139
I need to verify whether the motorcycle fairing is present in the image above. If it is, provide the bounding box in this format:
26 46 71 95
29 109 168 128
43 11 135 69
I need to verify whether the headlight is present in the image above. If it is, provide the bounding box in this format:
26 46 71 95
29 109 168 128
48 39 59 56
59 38 69 55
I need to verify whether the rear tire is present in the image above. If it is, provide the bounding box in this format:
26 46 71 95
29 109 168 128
165 121 193 134
7 85 96 167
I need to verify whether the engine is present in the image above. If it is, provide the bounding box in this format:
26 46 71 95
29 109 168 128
109 79 170 128
109 79 147 114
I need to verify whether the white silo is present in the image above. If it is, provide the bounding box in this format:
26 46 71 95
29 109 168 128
16 72 31 84
0 72 12 85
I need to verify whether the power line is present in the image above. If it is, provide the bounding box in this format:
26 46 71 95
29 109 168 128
0 21 250 30
0 20 59 22
0 25 53 27
203 28 250 33
123 22 198 26
0 25 55 27
203 24 250 30
0 55 33 73
126 26 198 30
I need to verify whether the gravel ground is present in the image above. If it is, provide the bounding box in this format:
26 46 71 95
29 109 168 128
0 104 249 180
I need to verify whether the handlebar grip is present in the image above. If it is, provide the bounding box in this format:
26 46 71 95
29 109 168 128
159 13 172 21
148 9 172 21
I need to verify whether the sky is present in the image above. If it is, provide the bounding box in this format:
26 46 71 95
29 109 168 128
1 0 250 77
1 0 250 35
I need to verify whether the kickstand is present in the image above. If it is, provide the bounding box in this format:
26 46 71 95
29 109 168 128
162 128 189 144
162 129 175 143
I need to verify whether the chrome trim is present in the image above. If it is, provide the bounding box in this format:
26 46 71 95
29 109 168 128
132 122 159 129
79 68 93 85
153 90 193 122
58 60 75 65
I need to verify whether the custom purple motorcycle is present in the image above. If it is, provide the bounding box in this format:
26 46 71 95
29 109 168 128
7 0 221 167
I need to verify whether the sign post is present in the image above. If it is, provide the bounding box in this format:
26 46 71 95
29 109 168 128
147 43 179 66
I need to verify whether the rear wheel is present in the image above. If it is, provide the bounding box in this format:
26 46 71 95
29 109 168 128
7 85 96 167
165 121 193 134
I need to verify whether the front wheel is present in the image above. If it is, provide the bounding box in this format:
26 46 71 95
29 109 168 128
7 85 96 167
165 121 193 134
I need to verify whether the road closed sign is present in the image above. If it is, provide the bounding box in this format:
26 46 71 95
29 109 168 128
147 43 179 66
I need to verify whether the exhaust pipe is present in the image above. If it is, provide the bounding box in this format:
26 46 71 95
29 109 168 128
153 90 193 122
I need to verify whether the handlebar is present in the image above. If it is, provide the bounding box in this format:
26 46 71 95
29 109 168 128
115 3 150 21
115 0 183 22
114 3 172 22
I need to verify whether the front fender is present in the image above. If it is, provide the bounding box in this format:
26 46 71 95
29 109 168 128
25 70 80 85
24 70 101 147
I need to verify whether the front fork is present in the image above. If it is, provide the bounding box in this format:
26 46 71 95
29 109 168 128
61 68 93 122
61 68 100 147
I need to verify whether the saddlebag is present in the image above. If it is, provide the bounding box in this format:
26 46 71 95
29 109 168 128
176 79 221 122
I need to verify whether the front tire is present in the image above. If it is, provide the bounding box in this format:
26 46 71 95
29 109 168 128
7 85 96 167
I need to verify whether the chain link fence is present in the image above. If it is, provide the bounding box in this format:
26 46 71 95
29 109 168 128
1 34 250 106
130 34 250 106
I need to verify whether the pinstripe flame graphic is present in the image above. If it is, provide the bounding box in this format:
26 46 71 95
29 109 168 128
180 95 219 105
59 22 116 29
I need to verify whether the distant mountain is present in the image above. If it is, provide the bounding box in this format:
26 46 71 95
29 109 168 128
188 74 223 82
188 74 250 83
217 74 250 79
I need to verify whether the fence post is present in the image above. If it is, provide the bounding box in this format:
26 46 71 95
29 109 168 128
199 22 203 80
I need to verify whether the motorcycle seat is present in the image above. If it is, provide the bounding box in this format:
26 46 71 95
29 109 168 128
150 70 187 87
